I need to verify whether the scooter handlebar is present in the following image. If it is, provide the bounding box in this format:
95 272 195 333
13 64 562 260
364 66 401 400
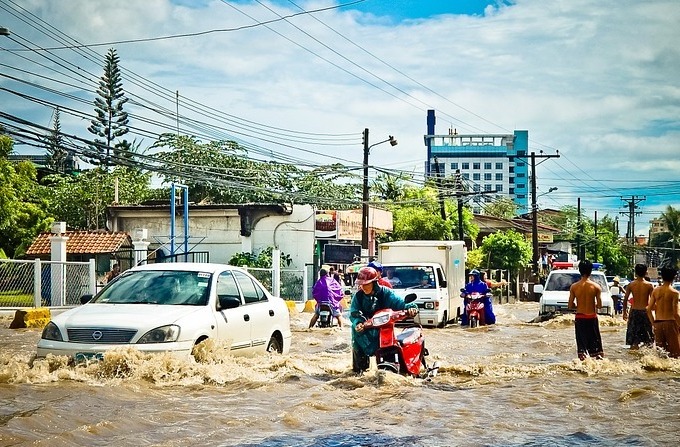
362 308 414 329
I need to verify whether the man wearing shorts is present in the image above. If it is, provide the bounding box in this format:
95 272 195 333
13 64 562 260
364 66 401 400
568 260 604 360
623 264 654 349
646 267 680 358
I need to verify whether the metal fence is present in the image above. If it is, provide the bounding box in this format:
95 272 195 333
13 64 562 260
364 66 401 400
243 267 308 302
0 259 96 308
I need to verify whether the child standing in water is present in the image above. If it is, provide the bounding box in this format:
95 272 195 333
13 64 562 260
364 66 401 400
623 264 655 349
568 260 604 360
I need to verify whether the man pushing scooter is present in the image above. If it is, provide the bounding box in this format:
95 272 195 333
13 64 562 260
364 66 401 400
350 266 418 374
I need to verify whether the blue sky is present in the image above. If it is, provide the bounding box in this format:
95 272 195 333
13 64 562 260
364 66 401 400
1 0 678 236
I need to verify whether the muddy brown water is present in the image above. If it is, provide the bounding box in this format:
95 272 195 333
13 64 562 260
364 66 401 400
1 302 679 446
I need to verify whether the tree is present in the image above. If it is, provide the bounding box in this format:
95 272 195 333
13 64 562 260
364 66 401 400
43 165 152 230
483 197 518 219
44 108 69 174
152 133 358 207
0 135 53 257
372 173 409 201
659 205 680 268
383 184 478 243
88 48 129 168
480 230 532 274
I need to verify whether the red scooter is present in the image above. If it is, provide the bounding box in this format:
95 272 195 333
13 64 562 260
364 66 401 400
462 291 490 328
359 293 438 378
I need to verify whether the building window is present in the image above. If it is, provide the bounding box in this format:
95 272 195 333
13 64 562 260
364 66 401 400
473 184 480 192
484 173 492 181
517 150 526 156
473 162 480 169
484 162 492 170
517 194 526 198
463 173 470 180
495 173 503 181
462 162 469 170
473 173 480 181
485 184 492 191
517 162 525 167
509 188 515 194
517 173 525 178
509 167 515 173
496 184 503 192
451 162 458 170
517 184 525 189
495 162 503 170
473 207 481 214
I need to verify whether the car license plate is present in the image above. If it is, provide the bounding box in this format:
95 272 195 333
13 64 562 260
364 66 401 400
74 352 104 364
320 311 330 316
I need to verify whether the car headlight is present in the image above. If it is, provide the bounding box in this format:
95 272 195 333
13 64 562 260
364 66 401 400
424 302 434 309
544 305 556 313
41 322 63 341
137 325 180 344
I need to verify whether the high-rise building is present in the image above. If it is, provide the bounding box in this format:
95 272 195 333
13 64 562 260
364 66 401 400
424 110 530 214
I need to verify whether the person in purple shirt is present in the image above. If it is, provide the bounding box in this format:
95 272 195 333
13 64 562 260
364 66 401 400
461 269 495 325
308 268 344 328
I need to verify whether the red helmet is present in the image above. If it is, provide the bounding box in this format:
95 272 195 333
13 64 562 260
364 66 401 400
356 266 380 286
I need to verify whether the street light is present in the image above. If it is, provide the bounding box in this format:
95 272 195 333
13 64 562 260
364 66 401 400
362 128 397 256
538 186 558 199
0 27 9 37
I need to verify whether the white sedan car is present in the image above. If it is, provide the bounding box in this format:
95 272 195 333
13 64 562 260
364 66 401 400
36 263 292 361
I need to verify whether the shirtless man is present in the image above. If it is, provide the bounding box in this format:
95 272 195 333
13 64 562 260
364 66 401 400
622 264 654 349
646 267 680 358
568 260 604 360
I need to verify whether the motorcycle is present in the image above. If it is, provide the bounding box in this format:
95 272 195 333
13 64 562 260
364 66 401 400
317 301 336 328
462 290 491 328
354 293 438 378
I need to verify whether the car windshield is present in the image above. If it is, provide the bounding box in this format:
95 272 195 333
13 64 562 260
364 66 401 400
545 272 608 291
381 266 435 288
92 270 211 305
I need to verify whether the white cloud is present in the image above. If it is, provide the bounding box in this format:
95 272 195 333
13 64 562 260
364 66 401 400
3 0 679 235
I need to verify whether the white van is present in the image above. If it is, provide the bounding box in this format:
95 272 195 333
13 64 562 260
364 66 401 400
535 263 614 317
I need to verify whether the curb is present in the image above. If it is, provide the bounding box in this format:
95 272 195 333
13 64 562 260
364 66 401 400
9 307 51 329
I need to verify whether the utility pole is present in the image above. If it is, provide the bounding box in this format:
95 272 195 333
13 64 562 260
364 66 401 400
433 157 447 220
593 211 598 263
361 128 370 254
620 195 645 245
531 151 560 281
576 198 582 260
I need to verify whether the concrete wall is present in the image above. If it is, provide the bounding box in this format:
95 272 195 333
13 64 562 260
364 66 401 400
107 204 315 269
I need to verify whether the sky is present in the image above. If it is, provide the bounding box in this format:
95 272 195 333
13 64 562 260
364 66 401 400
1 0 679 237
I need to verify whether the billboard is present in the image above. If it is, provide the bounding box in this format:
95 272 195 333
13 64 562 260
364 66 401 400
323 243 361 264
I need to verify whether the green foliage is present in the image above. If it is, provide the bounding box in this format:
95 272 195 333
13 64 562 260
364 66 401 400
466 247 484 270
87 48 129 165
228 246 292 268
384 183 478 243
483 197 518 219
659 205 680 268
480 230 532 272
43 108 69 174
152 133 359 207
0 136 53 257
42 166 152 230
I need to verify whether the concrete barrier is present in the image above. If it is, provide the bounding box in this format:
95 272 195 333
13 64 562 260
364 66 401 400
284 300 298 313
9 308 51 329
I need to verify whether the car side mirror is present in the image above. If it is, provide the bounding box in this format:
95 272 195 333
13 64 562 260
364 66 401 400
218 295 241 310
439 279 447 288
80 294 93 304
404 293 417 303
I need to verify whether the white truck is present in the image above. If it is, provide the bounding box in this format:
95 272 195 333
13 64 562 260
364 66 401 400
378 240 467 328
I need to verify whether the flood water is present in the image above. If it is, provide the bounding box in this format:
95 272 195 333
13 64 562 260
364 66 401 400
1 302 679 446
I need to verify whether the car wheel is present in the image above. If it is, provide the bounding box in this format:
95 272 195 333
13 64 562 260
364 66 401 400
266 335 283 354
438 311 448 329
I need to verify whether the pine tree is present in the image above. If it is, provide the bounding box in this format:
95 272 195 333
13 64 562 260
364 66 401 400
44 107 68 174
87 48 129 168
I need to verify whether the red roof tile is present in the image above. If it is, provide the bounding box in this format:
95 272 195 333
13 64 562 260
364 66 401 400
25 231 132 255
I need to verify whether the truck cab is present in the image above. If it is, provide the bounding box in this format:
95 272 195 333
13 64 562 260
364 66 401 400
378 240 466 328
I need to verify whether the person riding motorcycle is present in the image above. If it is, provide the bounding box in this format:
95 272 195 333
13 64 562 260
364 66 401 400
308 268 344 328
350 266 418 373
461 269 496 326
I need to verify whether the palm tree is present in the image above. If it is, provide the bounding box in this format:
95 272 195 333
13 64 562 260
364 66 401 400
660 205 680 268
